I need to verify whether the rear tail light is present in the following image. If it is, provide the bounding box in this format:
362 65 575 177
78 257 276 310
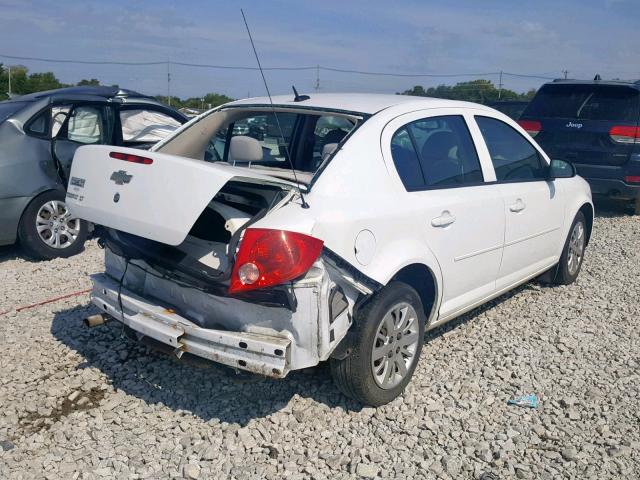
229 228 324 294
609 126 640 144
624 175 640 184
517 120 541 137
109 151 153 164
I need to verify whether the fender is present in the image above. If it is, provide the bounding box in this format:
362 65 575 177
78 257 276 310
557 176 594 254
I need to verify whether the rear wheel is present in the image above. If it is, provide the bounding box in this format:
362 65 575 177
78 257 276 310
633 196 640 215
553 211 587 285
18 190 87 260
330 282 425 406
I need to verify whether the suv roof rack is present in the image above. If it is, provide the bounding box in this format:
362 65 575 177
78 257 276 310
550 78 640 86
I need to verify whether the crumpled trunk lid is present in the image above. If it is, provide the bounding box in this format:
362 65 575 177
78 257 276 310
66 145 295 245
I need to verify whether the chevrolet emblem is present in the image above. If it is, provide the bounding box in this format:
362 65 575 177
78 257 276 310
110 170 133 185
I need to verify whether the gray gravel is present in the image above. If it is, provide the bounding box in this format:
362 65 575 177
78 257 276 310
1 206 639 479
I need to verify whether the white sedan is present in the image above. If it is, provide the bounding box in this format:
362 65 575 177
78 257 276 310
67 93 593 406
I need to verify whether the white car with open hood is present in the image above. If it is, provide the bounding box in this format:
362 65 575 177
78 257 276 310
66 93 593 406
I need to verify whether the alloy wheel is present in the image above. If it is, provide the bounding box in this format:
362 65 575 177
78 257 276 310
567 221 585 276
371 302 420 389
35 200 81 249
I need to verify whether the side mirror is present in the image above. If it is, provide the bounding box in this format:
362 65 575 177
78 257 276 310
548 159 576 180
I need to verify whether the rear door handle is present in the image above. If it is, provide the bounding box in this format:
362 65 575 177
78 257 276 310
509 199 526 213
431 211 456 228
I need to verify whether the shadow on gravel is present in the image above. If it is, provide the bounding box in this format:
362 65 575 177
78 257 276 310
424 282 531 342
51 304 366 425
593 197 636 218
0 244 24 263
51 284 534 425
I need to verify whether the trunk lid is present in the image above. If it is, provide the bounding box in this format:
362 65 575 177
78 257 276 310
66 145 296 245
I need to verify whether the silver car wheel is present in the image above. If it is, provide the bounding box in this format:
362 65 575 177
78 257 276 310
567 221 585 276
36 200 81 249
371 302 420 390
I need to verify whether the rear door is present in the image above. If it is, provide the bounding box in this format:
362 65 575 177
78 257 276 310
521 84 640 167
382 109 505 319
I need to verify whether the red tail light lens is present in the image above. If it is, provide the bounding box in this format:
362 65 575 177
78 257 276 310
229 228 324 294
517 120 542 137
624 175 640 184
109 151 153 164
609 126 640 144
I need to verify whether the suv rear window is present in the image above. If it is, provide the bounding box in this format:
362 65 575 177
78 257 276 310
524 84 640 122
0 101 28 123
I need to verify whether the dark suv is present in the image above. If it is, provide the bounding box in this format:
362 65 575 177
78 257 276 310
0 86 187 259
519 79 640 213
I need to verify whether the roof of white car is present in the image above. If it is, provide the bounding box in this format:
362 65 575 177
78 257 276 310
226 93 493 116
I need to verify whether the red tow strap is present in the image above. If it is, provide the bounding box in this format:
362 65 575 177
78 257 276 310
1 288 92 316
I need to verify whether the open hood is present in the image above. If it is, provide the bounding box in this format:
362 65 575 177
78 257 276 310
66 145 296 245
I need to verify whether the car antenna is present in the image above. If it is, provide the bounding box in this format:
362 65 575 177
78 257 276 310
240 8 309 209
292 85 310 102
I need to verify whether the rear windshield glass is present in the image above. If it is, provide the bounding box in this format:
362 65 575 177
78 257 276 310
524 84 640 122
0 101 28 123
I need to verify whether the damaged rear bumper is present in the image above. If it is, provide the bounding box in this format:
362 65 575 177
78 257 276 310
91 273 291 377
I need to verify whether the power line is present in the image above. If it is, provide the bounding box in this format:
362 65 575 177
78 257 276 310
0 53 315 71
321 66 501 78
502 72 555 80
0 53 556 80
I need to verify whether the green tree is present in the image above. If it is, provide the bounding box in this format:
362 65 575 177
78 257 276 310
24 71 67 93
0 64 233 109
77 78 101 86
155 92 234 110
399 79 535 104
0 64 30 100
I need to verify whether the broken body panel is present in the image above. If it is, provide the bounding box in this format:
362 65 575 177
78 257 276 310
68 140 363 375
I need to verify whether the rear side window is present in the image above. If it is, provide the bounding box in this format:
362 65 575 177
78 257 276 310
524 84 640 122
26 110 48 136
391 115 484 190
391 127 425 190
476 116 546 182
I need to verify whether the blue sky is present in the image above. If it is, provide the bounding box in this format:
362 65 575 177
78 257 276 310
1 0 639 99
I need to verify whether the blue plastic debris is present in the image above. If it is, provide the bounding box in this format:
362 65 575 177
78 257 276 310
507 393 538 408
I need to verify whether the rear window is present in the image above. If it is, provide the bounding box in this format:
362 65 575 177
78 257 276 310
524 84 640 122
0 101 28 123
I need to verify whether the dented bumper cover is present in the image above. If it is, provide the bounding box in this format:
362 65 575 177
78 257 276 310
91 273 292 377
89 249 358 377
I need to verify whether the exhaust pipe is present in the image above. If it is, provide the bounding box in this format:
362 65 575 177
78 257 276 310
84 314 108 328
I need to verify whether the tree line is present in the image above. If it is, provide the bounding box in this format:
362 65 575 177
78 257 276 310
0 64 233 109
399 79 536 104
1 65 536 108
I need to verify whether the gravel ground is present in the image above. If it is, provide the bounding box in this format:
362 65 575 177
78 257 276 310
1 205 639 480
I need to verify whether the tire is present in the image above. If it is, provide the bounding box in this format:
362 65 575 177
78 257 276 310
633 196 640 216
553 211 587 285
330 282 426 406
18 190 88 260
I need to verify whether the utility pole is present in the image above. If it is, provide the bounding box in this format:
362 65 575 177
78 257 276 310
562 69 569 79
498 70 503 100
167 60 171 106
7 65 11 97
315 64 320 92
